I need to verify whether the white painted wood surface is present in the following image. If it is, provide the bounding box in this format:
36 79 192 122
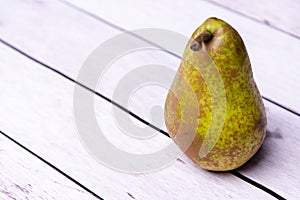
61 0 300 114
1 0 300 113
0 0 299 199
240 100 300 199
208 0 300 38
0 43 273 199
0 134 96 200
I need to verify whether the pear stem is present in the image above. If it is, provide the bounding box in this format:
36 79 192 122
190 30 213 51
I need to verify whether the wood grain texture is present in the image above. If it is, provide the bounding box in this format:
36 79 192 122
240 100 300 199
0 0 299 198
1 0 300 113
207 0 300 38
0 39 273 199
81 38 300 199
59 0 300 113
0 134 96 200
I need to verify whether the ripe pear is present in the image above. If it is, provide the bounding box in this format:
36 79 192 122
164 17 266 171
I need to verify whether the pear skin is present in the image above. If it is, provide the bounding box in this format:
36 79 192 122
164 17 267 171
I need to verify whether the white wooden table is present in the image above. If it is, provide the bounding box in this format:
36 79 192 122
0 0 299 199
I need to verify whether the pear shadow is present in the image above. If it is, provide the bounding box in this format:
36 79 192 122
185 157 234 178
234 128 282 172
174 128 282 177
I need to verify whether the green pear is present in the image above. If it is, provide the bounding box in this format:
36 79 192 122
164 17 266 171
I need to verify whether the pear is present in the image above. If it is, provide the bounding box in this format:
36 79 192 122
164 17 266 171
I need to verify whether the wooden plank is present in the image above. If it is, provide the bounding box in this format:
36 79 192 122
0 134 97 200
62 1 300 197
73 35 300 199
58 0 300 113
240 100 300 199
207 0 300 38
0 0 120 77
1 0 299 112
0 0 298 198
0 39 273 199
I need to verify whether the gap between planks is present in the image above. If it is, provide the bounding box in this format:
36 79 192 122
0 131 101 200
0 35 286 200
0 0 294 198
0 0 298 198
57 0 300 115
0 41 275 200
204 0 300 40
55 0 299 119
